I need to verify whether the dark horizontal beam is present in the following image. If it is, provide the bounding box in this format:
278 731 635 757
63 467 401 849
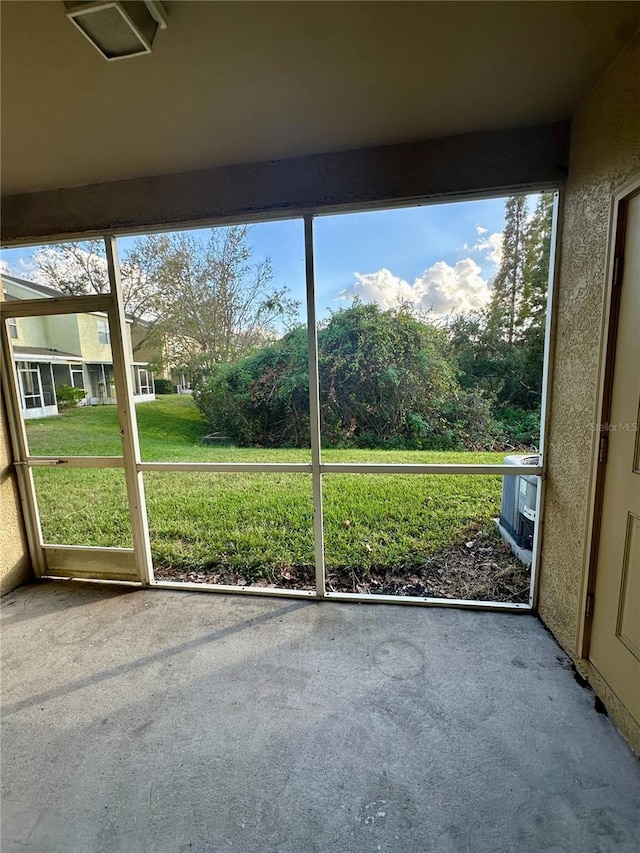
1 122 569 246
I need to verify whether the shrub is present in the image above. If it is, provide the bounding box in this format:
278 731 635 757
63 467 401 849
496 405 540 449
55 384 85 410
195 303 505 450
153 378 175 395
440 388 503 451
195 326 309 447
317 302 458 447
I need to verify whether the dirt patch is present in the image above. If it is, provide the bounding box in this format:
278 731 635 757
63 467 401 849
324 525 530 602
153 563 317 590
153 525 530 604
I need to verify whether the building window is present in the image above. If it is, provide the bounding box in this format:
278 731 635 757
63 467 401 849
17 361 43 409
8 317 18 339
40 363 56 406
97 319 110 345
70 365 85 391
136 367 153 395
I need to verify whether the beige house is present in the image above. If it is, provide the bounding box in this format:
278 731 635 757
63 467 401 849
130 320 193 393
3 274 155 417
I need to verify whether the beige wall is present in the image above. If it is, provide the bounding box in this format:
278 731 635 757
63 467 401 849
76 313 112 362
130 325 160 368
538 32 640 751
1 296 32 594
10 313 48 350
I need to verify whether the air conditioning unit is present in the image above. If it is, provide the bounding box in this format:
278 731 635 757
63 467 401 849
499 454 539 553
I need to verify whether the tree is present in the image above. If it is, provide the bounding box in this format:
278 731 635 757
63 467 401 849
518 193 553 337
144 226 299 377
318 301 458 446
32 226 298 371
33 239 160 339
486 195 528 344
445 193 554 446
196 325 310 447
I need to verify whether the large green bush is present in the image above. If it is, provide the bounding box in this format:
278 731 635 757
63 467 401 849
195 326 309 446
55 384 86 410
153 378 175 395
195 303 501 449
494 405 541 449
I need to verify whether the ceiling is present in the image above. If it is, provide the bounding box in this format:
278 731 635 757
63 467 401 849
2 1 640 196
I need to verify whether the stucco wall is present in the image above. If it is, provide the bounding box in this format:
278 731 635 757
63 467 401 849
1 306 32 595
538 32 640 748
77 313 112 362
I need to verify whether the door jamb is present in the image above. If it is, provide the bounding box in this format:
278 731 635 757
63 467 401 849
578 172 640 659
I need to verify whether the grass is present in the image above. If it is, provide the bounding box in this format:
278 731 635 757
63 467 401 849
27 396 523 597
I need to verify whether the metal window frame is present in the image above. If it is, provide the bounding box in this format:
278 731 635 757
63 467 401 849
136 366 152 395
97 317 111 345
70 363 86 391
17 362 44 410
0 189 560 609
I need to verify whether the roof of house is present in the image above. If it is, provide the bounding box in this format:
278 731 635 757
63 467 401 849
1 273 135 323
2 273 70 299
12 345 83 361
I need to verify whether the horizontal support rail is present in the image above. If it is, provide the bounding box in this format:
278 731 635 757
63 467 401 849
0 294 112 317
320 463 542 476
151 580 317 598
139 461 313 474
40 576 142 587
42 544 134 554
137 461 542 476
323 591 532 610
27 456 125 468
24 458 543 477
149 580 531 611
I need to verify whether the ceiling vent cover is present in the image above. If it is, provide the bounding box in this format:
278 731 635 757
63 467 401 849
63 1 167 61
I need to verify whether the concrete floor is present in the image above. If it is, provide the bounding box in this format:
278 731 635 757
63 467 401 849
1 583 639 853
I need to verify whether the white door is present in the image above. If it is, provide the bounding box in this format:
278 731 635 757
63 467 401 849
589 189 640 724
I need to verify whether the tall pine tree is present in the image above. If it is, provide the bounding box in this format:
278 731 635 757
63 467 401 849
487 195 528 344
451 192 554 424
517 193 553 336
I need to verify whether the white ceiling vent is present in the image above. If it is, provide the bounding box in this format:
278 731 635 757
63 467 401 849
63 1 167 61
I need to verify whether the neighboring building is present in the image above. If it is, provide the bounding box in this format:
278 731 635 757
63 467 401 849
3 274 155 418
131 320 195 394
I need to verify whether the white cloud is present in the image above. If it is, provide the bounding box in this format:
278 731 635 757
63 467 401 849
339 268 415 311
416 259 491 314
338 257 491 318
475 225 488 235
1 255 39 280
474 231 503 266
3 255 41 282
31 245 109 289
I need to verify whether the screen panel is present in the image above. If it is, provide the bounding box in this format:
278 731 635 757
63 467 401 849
115 219 310 463
5 311 124 457
314 194 552 462
32 468 133 548
144 472 315 589
322 473 533 603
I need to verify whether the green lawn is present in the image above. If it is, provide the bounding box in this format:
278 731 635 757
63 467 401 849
27 396 522 597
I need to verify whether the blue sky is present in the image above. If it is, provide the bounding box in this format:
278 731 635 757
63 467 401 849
1 194 537 323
